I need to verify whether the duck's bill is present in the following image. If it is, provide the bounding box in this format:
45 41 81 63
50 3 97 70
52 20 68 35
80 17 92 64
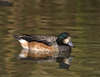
68 41 74 47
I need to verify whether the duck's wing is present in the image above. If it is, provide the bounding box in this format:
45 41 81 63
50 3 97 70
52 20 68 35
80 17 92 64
31 34 57 43
15 34 57 46
31 35 58 46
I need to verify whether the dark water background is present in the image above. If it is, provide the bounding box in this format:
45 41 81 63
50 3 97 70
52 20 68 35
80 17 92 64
0 0 100 77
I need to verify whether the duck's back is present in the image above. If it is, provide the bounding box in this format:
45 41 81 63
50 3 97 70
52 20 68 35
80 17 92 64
14 34 58 46
30 34 57 43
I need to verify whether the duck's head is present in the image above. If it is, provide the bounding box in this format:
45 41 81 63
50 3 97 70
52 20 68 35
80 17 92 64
56 32 73 47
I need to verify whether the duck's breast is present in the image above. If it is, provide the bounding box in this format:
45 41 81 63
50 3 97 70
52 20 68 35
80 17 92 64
58 45 71 58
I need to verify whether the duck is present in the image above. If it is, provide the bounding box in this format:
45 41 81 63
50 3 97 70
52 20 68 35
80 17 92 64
14 32 74 69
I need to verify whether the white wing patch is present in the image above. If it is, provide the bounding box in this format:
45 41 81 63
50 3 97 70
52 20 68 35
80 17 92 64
18 39 29 49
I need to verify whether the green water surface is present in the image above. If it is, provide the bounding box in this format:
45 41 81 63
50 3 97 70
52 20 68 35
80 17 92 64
0 0 100 77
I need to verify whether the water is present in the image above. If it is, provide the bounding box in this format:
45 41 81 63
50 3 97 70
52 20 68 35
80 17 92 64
0 0 100 77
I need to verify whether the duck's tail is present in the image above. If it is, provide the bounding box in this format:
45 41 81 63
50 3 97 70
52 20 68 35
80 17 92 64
14 34 33 42
13 34 21 40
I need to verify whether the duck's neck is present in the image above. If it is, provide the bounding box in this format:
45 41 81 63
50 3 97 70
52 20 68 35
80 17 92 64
56 39 64 45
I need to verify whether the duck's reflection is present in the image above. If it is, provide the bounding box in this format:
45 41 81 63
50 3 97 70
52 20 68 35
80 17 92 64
19 49 29 58
18 49 73 69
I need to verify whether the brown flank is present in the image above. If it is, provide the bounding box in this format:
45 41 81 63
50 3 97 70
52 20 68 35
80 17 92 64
28 42 55 58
